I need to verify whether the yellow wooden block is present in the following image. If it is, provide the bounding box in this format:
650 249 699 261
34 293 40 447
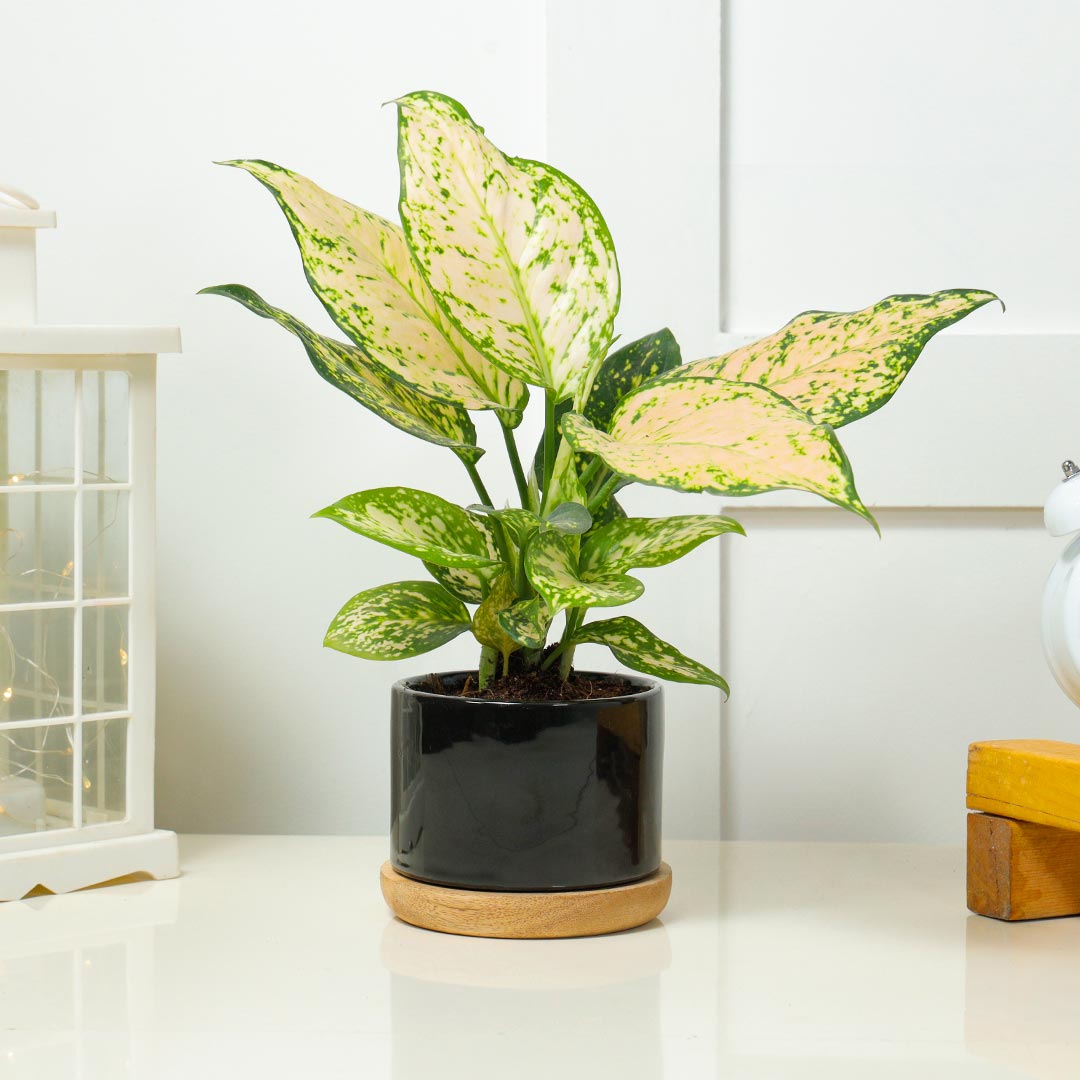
967 740 1080 832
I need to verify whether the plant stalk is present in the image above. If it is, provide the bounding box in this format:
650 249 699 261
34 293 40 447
577 456 602 492
542 389 557 494
587 474 621 515
499 420 532 510
462 457 495 507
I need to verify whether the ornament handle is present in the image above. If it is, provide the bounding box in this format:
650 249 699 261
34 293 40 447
0 185 39 211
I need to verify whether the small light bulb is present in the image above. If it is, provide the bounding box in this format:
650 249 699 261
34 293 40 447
7 474 22 484
62 561 74 577
118 648 128 667
0 805 6 815
83 777 91 790
2 687 11 701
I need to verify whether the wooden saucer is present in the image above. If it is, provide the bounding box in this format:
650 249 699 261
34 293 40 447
381 862 672 939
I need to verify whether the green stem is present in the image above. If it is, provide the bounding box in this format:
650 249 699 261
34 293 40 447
479 645 498 689
500 420 532 510
462 456 494 507
542 389 557 494
541 607 586 672
578 456 602 492
461 455 514 567
587 474 620 515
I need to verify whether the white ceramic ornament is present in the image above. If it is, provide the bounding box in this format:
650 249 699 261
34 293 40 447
1041 460 1080 706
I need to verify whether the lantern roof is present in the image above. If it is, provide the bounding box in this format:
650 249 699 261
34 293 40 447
0 184 181 355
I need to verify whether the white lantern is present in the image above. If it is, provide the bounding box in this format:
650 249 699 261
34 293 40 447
0 186 179 898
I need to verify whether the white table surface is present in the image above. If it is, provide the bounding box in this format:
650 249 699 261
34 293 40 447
0 836 1077 1079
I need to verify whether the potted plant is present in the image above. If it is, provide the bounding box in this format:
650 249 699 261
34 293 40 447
203 90 997 936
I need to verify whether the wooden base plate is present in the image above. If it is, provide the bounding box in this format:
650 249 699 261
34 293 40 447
381 862 672 939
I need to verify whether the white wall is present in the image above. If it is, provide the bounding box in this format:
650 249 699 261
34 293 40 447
3 0 726 837
8 0 1072 844
719 0 1080 841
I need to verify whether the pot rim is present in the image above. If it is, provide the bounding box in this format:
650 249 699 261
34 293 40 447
395 669 660 707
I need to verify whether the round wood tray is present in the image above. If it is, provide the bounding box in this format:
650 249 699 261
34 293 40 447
381 861 672 939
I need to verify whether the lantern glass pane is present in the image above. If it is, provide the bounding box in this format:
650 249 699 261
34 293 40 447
0 492 76 604
0 369 76 485
82 605 128 715
83 489 128 600
0 722 75 834
81 716 127 824
0 608 76 721
82 370 129 484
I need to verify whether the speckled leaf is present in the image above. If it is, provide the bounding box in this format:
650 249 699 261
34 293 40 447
672 290 1000 428
569 617 727 692
584 329 682 431
201 285 481 460
540 439 586 517
423 561 500 605
466 505 542 546
221 160 528 424
525 531 643 614
498 597 552 650
313 488 500 569
592 495 626 527
396 91 619 405
471 572 519 661
561 376 876 528
324 581 471 660
580 515 744 576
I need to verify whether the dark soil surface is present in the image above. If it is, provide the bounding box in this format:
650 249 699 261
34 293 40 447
419 650 636 702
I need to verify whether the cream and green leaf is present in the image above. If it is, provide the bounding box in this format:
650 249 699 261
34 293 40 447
396 91 619 405
211 88 999 693
581 515 744 576
221 160 528 424
201 285 481 461
324 581 472 660
568 617 727 692
471 572 520 669
562 376 876 529
498 597 553 650
525 531 643 614
313 488 499 568
669 290 1000 428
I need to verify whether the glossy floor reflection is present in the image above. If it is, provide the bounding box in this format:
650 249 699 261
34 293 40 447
2 837 1079 1077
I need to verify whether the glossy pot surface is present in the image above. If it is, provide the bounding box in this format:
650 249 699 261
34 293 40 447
390 671 663 891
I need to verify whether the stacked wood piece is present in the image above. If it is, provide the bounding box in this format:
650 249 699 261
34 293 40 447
967 740 1080 920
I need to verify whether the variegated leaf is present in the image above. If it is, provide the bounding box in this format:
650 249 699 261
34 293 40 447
313 487 500 569
584 328 682 431
525 531 643 613
423 561 499 605
569 617 727 692
671 290 1000 428
580 515 744 576
592 495 626 527
396 91 620 405
466 504 541 546
498 596 552 650
541 439 586 517
324 581 471 660
471 572 520 662
221 160 528 424
201 285 481 460
561 376 876 528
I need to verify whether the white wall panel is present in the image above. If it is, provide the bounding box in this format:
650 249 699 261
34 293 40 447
724 0 1080 334
719 0 1080 841
722 510 1078 842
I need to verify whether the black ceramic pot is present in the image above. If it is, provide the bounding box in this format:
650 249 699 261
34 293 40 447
390 671 663 892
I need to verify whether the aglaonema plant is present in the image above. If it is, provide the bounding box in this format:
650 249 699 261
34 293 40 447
202 90 999 694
